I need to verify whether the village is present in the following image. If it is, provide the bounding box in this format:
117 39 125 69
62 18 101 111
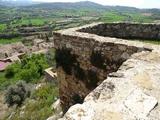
0 38 54 72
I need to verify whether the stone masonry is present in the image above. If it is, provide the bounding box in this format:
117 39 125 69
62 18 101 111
53 22 160 119
78 22 160 40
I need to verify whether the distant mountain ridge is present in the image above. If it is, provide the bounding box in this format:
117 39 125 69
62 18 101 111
23 1 141 12
0 0 40 6
24 1 105 12
0 1 159 13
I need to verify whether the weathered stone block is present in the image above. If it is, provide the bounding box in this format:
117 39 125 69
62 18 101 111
105 47 111 51
105 111 123 120
118 45 127 51
66 42 72 48
124 89 157 118
121 52 130 59
84 47 90 52
132 73 152 90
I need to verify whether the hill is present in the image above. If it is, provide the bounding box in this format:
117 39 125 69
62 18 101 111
25 1 160 14
26 1 140 12
0 4 6 8
0 0 40 6
25 1 104 12
0 1 160 40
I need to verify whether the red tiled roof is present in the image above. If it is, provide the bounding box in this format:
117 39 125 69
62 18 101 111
0 62 12 71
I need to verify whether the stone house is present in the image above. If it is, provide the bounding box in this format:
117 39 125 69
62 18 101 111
33 39 44 47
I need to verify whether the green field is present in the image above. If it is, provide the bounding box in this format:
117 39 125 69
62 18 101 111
0 1 160 39
0 38 21 44
10 18 45 27
78 7 103 12
30 19 44 25
0 24 6 30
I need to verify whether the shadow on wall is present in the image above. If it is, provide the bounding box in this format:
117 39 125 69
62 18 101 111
53 22 153 113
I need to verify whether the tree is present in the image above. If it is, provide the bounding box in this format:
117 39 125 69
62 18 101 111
45 49 55 67
5 62 20 78
20 69 32 82
5 81 30 107
5 65 15 78
21 54 30 68
20 61 40 82
5 53 49 83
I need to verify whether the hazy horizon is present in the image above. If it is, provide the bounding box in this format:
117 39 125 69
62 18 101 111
31 0 160 9
1 0 160 9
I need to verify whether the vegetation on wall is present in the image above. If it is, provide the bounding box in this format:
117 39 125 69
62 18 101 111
55 48 100 90
54 48 100 90
86 69 99 90
55 47 77 75
73 63 86 81
90 50 105 69
74 66 99 90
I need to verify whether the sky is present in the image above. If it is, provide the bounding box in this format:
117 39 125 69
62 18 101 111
32 0 160 9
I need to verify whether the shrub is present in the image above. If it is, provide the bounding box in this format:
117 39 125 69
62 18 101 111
5 63 20 78
4 53 49 83
45 48 55 67
5 65 15 78
36 85 51 99
32 84 59 102
5 81 30 107
20 62 40 83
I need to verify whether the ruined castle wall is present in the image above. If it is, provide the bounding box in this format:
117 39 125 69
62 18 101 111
53 22 152 112
78 22 160 40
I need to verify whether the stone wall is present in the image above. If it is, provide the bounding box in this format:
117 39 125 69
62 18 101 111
53 22 154 112
78 22 160 40
45 67 57 84
59 51 160 120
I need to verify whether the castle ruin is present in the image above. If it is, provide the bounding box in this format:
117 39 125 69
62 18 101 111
53 22 160 119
